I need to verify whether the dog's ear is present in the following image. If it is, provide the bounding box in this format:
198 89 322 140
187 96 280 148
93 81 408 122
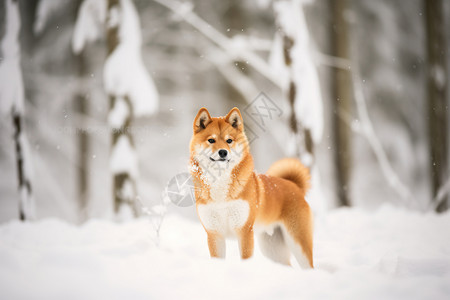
193 107 212 132
225 107 243 129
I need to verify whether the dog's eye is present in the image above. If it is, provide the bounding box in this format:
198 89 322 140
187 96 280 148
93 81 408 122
226 139 233 144
207 139 215 144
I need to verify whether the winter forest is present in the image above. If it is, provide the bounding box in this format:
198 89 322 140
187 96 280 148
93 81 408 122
1 0 450 299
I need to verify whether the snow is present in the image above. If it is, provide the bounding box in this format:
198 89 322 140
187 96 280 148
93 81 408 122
271 0 324 144
431 65 446 90
72 0 107 54
103 0 159 117
0 0 24 115
271 0 325 214
108 96 130 128
116 200 135 220
73 0 159 116
305 165 326 213
110 135 138 178
1 206 449 300
107 5 121 29
34 0 72 35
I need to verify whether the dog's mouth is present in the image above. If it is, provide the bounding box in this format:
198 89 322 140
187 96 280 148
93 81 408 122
209 157 229 162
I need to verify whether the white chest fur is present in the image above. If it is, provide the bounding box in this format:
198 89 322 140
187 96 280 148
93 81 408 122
207 171 231 203
197 200 250 237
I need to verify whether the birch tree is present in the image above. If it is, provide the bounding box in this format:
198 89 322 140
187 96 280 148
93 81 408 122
0 0 35 220
73 0 159 217
424 0 448 212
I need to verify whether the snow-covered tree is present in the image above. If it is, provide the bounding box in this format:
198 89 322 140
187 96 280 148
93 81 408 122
0 0 35 220
271 0 323 161
73 0 159 217
271 0 324 211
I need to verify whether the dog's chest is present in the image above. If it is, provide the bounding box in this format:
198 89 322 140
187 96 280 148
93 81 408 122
197 199 250 236
207 175 231 203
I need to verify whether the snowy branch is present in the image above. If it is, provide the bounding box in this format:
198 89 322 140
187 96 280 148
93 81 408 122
34 0 72 35
316 31 414 203
350 59 413 202
103 0 159 117
135 196 168 244
203 46 291 154
0 0 23 115
315 52 351 70
204 47 260 104
72 0 107 54
272 0 324 145
150 0 283 88
73 0 159 117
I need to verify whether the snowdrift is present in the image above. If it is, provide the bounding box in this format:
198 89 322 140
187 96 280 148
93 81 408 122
0 206 449 300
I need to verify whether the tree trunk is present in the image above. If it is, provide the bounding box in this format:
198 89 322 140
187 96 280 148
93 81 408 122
16 0 38 55
13 112 35 220
74 52 90 222
106 0 138 216
330 0 352 207
1 0 36 220
70 0 89 222
223 0 247 109
424 0 448 212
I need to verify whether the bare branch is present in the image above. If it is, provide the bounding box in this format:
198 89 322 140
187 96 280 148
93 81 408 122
315 47 413 203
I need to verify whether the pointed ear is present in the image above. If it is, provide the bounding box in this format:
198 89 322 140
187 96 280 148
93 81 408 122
193 107 212 132
225 107 243 129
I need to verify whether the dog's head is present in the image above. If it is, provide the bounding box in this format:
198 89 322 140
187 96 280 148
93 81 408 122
190 107 249 177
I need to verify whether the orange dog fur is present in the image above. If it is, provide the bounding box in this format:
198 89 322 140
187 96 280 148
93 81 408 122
189 107 313 268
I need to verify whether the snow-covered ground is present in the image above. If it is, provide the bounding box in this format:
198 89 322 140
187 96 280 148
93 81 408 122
1 205 449 300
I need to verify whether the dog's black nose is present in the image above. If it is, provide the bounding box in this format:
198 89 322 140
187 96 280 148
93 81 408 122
218 149 228 158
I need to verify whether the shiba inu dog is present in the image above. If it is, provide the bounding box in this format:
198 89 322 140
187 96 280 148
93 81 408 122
189 107 313 268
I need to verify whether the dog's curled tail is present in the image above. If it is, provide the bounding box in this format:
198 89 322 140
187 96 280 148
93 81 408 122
266 158 311 197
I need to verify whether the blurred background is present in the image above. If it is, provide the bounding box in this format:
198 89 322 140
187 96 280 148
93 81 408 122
0 0 449 223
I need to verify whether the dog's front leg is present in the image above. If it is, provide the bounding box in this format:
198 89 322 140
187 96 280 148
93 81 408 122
238 226 254 259
207 232 226 258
